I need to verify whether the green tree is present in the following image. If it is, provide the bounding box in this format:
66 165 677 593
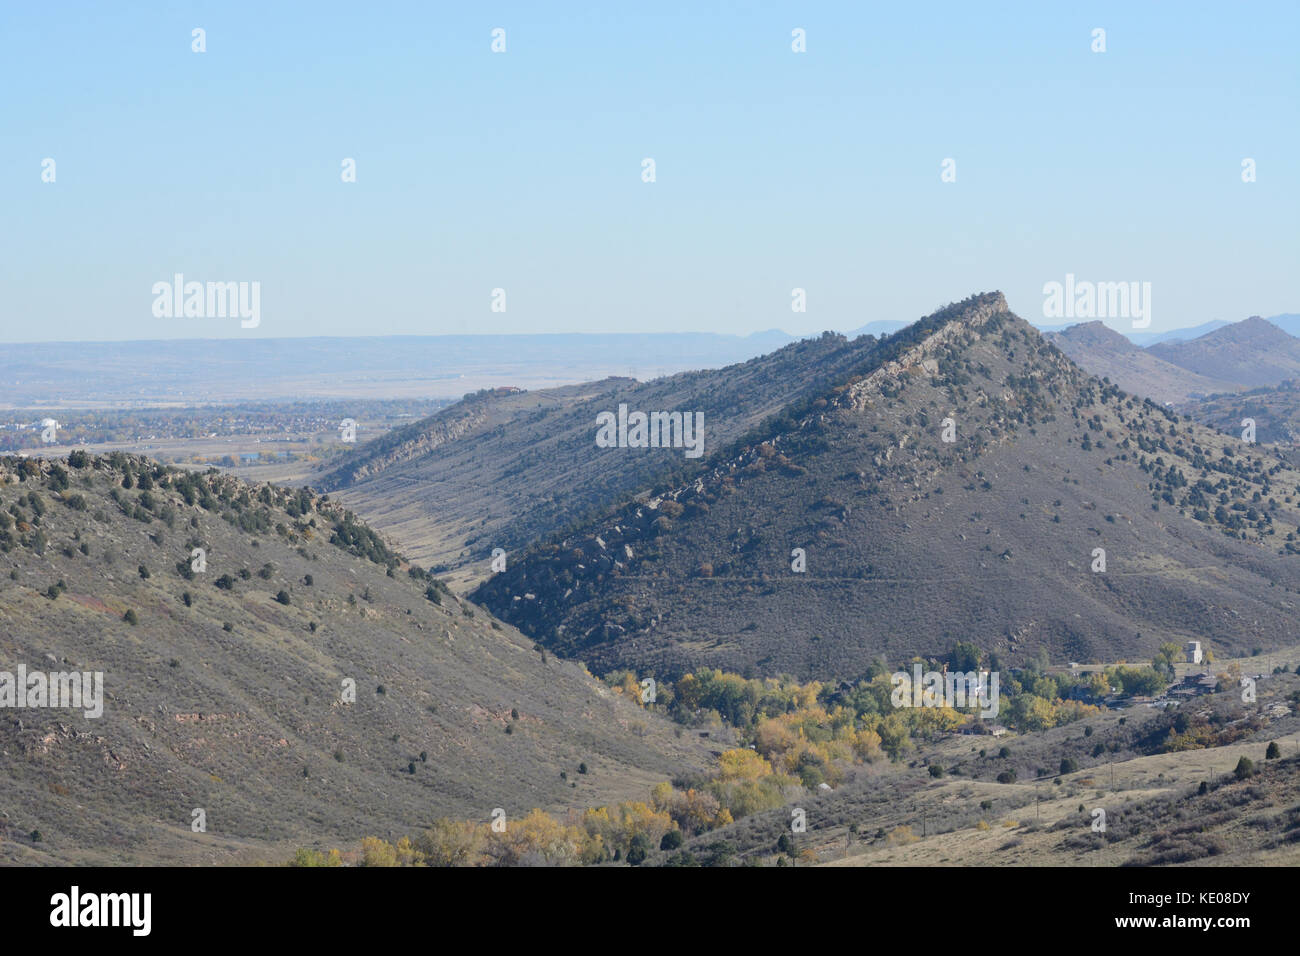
1152 642 1182 681
947 641 982 672
626 833 650 866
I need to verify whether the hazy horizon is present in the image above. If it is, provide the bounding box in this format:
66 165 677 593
1 310 1294 349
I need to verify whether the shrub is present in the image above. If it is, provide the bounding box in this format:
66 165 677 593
123 609 139 625
626 833 650 866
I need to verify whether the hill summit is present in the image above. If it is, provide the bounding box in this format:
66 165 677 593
473 293 1300 680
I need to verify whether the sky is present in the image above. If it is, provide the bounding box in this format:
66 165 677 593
1 1 1296 343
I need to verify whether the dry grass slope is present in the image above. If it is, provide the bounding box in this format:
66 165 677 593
0 454 710 865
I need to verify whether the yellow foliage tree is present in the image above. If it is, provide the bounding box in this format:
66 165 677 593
360 837 398 867
716 748 774 782
415 819 482 867
486 808 583 867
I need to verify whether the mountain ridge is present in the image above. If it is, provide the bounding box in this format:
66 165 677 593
471 293 1300 680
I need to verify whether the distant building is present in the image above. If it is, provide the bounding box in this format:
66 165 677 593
1185 641 1203 664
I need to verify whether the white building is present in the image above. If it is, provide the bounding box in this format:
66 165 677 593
1185 641 1203 664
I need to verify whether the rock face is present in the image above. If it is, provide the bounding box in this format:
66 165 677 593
474 293 1300 680
322 402 492 488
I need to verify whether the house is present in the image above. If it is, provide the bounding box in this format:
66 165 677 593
1185 641 1203 664
1168 674 1216 698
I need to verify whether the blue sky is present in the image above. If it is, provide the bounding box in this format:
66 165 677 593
2 1 1296 342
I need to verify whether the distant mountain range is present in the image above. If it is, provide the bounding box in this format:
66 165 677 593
1126 320 1234 347
1048 315 1300 415
1045 322 1240 404
1147 317 1300 388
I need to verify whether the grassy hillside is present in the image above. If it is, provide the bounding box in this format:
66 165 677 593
317 332 899 585
0 453 710 865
